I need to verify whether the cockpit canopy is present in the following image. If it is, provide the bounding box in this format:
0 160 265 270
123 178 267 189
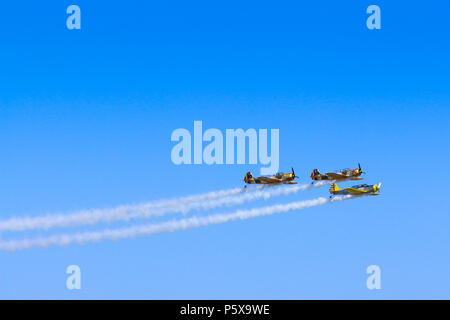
352 184 370 188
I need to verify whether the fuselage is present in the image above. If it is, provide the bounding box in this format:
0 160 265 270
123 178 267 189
244 172 296 184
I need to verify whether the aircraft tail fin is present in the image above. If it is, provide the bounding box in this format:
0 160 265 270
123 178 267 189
311 169 321 180
329 183 340 194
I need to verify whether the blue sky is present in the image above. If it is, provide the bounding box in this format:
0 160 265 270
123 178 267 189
0 1 449 299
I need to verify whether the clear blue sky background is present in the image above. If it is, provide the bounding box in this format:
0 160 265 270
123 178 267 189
0 1 449 299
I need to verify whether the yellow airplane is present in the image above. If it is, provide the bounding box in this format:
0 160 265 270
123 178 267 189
244 167 299 185
329 182 382 196
311 163 364 182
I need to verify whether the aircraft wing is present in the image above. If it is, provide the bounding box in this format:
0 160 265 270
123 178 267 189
326 172 346 179
258 176 282 184
344 188 369 195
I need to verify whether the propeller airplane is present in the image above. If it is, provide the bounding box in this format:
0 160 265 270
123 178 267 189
244 167 299 185
311 163 365 182
329 182 382 197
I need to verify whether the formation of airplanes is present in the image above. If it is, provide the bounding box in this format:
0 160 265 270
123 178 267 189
243 163 381 197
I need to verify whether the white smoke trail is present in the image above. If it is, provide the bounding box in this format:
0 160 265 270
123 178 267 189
0 194 352 252
0 185 264 232
0 181 330 232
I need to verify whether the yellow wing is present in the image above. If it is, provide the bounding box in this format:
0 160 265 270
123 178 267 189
344 188 370 195
326 172 347 179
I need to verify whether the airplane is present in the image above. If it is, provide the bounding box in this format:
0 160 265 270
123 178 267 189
244 167 299 185
329 182 382 197
311 163 365 182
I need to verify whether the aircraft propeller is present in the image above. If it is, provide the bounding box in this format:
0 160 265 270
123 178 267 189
358 163 366 174
373 182 382 192
292 167 299 179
